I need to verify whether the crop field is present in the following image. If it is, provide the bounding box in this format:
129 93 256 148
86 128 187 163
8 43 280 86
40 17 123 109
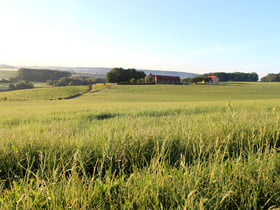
0 82 280 209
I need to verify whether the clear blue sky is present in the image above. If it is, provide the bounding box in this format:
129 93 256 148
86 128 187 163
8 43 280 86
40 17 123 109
1 0 280 77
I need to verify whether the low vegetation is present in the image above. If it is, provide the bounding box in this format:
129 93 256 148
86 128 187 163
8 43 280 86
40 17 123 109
0 82 280 208
9 81 34 90
0 85 89 101
47 76 105 87
204 72 259 82
13 68 72 82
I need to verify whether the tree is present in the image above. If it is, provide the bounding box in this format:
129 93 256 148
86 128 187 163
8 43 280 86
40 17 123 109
190 76 208 83
137 78 144 83
106 68 146 83
204 72 259 82
261 73 280 82
9 83 15 90
9 81 34 90
15 68 71 82
181 77 190 84
145 75 153 83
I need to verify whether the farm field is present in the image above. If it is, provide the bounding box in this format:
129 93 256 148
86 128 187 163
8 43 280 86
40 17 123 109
0 69 17 79
0 82 51 92
0 85 89 101
0 82 280 209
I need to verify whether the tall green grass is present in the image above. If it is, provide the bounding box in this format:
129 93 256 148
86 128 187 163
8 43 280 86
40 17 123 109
0 83 280 208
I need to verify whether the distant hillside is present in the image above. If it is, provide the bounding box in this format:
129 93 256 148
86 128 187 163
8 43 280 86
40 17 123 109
10 65 199 79
0 64 16 69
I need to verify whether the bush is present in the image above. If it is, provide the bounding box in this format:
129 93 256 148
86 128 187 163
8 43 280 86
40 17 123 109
137 78 144 83
49 77 106 87
145 75 153 83
9 81 34 90
9 83 16 90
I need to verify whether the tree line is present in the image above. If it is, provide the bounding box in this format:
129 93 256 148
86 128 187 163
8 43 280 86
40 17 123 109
47 77 106 86
260 73 280 82
13 68 72 82
9 81 34 90
106 68 146 83
180 72 259 84
204 72 259 82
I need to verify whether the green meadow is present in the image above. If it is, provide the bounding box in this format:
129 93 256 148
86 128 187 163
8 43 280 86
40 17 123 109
0 82 280 209
0 85 89 101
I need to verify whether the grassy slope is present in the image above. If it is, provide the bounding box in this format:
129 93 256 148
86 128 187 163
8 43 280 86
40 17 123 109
0 82 280 209
0 85 89 100
92 82 280 102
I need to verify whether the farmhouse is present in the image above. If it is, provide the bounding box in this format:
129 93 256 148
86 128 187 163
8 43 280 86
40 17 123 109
146 73 181 84
208 76 219 83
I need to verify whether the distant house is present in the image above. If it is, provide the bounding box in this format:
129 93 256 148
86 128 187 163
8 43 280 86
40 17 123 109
146 73 181 84
208 76 219 83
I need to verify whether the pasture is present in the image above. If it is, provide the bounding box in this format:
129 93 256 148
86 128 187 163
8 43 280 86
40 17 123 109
0 82 280 209
0 85 89 101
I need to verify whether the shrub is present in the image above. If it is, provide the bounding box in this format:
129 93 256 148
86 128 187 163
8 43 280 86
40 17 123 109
9 81 34 90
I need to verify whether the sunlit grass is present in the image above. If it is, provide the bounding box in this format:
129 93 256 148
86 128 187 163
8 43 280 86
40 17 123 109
0 82 280 208
0 85 89 101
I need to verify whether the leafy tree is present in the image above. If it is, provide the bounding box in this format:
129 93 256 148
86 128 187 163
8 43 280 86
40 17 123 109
48 76 106 87
190 76 208 83
261 73 280 82
136 71 146 80
9 81 34 90
137 78 144 83
46 80 54 85
15 68 71 82
145 75 153 83
181 77 190 84
9 83 16 90
204 72 258 82
106 68 146 83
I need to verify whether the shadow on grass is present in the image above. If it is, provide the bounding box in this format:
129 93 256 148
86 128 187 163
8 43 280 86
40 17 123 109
84 112 121 121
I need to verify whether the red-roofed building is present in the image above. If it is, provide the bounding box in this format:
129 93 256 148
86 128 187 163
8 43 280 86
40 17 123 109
208 76 219 83
146 73 181 84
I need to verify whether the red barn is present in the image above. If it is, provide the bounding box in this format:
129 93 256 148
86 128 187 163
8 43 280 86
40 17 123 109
146 73 181 84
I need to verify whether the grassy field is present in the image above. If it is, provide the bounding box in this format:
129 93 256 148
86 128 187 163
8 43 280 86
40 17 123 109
0 82 50 92
0 69 17 79
0 85 89 101
0 82 280 209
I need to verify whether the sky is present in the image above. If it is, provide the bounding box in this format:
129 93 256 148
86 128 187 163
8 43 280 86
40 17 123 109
0 0 280 77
